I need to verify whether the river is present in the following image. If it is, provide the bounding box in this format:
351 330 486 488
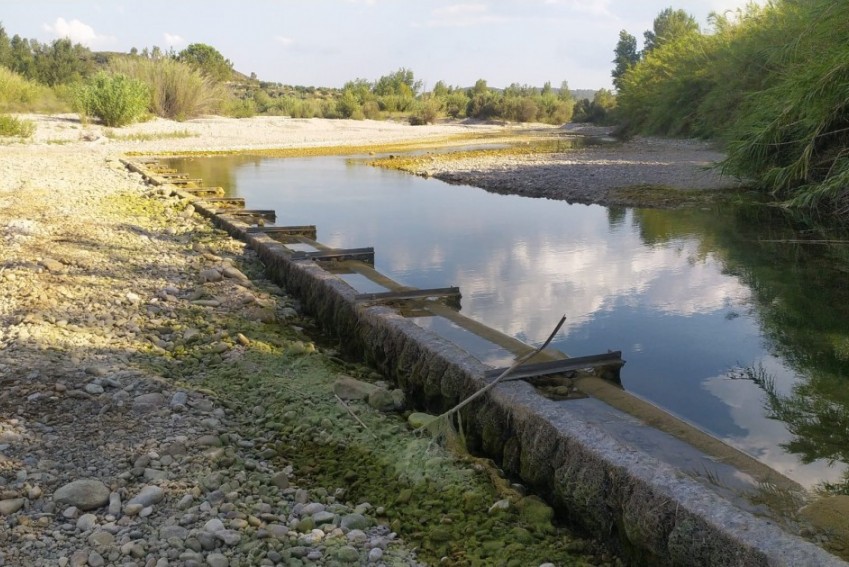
166 153 849 492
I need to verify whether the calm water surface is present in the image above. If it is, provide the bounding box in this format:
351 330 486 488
168 155 849 490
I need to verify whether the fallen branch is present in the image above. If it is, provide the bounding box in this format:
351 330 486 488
417 314 567 433
335 394 376 438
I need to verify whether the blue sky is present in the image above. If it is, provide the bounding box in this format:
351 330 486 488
2 1 763 89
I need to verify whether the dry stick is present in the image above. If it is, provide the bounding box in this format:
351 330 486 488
335 394 377 438
417 314 567 433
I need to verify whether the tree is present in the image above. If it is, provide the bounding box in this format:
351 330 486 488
612 30 640 91
32 38 93 86
373 67 421 97
0 24 11 69
643 8 699 53
432 80 449 97
177 43 233 82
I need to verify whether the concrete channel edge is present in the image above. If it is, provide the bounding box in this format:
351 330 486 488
124 159 847 567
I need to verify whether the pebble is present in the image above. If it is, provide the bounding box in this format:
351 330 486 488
128 485 165 507
53 479 110 511
76 513 97 531
206 553 229 567
0 498 25 515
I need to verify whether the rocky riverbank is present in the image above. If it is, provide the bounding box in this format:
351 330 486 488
0 115 615 566
371 129 746 208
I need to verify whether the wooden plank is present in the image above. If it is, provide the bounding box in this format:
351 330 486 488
158 172 190 179
292 247 374 263
484 351 624 381
201 197 245 208
168 178 205 186
355 287 461 303
247 225 317 239
224 209 277 221
181 186 225 196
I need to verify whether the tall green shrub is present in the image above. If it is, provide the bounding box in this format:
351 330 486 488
0 66 39 109
74 72 149 127
110 56 225 120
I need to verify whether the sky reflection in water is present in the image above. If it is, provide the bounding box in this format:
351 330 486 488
169 155 847 488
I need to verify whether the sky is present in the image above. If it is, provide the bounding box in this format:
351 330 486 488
1 1 764 90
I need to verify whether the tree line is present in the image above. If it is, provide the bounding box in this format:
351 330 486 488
1 20 614 132
612 1 849 217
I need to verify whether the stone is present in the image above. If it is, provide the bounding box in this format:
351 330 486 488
215 529 241 546
88 530 115 547
367 388 395 412
488 499 511 514
133 392 166 410
108 492 121 516
53 479 110 511
123 503 143 516
407 412 435 429
0 498 24 515
128 485 165 507
266 523 288 539
206 553 229 567
221 266 248 281
87 550 104 567
144 468 168 481
336 546 360 563
170 391 189 408
76 513 97 531
269 471 289 490
332 376 378 401
62 506 80 519
40 258 64 272
200 269 223 283
160 525 188 540
204 518 225 533
84 383 104 395
516 495 554 531
368 547 384 563
313 510 336 525
340 513 368 531
69 550 88 567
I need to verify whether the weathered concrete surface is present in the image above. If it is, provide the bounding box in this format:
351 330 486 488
129 161 846 567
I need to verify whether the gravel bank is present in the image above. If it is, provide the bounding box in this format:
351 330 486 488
0 115 612 566
384 132 745 208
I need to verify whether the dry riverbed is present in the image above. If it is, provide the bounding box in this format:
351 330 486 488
0 115 622 566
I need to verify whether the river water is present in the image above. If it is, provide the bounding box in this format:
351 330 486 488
167 154 849 491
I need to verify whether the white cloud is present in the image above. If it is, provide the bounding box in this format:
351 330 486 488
275 36 296 47
163 33 186 47
545 0 613 17
422 3 507 28
42 17 115 48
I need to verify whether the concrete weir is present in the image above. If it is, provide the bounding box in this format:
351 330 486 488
124 158 847 567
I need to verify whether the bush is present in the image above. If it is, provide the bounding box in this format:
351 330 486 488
0 67 39 109
226 97 257 118
336 90 363 119
110 56 226 120
409 99 440 125
0 114 35 137
74 72 150 127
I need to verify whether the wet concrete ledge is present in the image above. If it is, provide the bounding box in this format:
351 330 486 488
131 163 845 566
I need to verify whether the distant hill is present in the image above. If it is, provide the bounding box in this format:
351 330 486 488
571 89 597 101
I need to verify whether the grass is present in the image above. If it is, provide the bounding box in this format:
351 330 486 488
0 114 35 138
104 128 197 142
